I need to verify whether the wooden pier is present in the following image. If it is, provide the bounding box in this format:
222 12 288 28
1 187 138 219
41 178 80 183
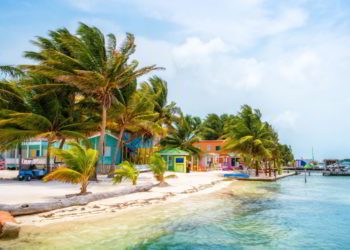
236 171 297 182
322 171 350 176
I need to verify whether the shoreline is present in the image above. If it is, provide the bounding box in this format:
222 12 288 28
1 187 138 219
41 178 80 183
14 172 232 228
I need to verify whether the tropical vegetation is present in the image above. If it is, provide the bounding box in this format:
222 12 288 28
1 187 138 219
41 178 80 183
43 142 98 195
223 105 293 176
113 161 139 185
0 22 293 181
160 114 202 155
148 153 177 186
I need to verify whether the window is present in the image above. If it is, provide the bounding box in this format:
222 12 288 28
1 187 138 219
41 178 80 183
207 145 211 151
7 149 16 158
215 146 221 151
175 158 184 163
30 149 40 157
104 146 112 156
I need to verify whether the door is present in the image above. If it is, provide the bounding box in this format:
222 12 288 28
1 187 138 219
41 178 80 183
231 158 236 167
168 156 174 171
174 157 185 172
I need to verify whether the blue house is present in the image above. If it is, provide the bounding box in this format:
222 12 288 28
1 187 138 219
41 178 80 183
1 132 154 170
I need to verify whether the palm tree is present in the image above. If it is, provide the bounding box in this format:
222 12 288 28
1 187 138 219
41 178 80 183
0 91 96 172
223 105 275 176
0 65 24 78
0 80 30 170
160 114 201 155
113 161 139 185
24 23 161 173
199 113 235 140
149 153 176 186
141 76 179 130
43 142 98 195
107 82 163 174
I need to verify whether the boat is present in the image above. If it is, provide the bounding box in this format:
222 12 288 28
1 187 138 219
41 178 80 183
224 173 250 179
322 164 350 176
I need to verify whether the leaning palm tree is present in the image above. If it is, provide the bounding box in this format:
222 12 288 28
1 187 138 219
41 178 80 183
141 76 179 130
223 105 275 176
107 82 163 174
43 142 98 195
113 161 139 185
0 92 96 172
0 65 24 79
24 23 161 173
0 80 30 170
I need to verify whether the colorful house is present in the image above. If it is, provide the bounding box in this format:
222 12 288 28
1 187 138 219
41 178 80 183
157 148 189 173
78 132 154 173
295 159 313 167
1 132 154 171
1 139 51 169
193 140 240 171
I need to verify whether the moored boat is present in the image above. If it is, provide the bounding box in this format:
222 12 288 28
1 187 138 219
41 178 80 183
224 173 250 179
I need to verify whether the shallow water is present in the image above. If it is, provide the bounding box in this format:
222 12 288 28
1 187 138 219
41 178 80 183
2 174 350 249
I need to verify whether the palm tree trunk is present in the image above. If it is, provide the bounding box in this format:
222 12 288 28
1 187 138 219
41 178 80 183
46 139 52 173
18 143 22 170
80 180 88 194
53 138 66 165
97 105 107 176
58 138 66 149
108 128 124 177
255 160 259 177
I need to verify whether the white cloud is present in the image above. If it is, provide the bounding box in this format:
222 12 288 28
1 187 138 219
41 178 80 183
5 0 350 159
65 0 308 49
172 37 227 67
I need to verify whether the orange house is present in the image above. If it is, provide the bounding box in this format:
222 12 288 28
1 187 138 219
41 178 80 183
193 140 239 170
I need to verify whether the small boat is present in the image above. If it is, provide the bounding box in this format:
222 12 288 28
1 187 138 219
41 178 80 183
224 173 250 179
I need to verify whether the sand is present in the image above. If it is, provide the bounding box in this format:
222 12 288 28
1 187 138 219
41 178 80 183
0 170 232 227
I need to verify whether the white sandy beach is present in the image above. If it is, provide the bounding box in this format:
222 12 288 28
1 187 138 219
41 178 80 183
0 170 232 227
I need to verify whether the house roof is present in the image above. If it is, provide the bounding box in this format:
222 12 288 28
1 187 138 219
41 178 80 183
88 131 119 140
157 148 189 156
194 140 225 144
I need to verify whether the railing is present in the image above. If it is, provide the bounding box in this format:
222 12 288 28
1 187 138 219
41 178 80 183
5 158 52 165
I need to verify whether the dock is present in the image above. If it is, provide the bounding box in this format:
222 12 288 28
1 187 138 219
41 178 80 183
236 171 297 182
322 171 350 176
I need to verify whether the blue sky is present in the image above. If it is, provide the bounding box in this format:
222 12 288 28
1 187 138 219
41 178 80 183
1 0 350 160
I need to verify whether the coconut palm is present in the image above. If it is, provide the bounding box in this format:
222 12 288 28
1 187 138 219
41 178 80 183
160 114 201 155
200 113 235 140
0 91 96 172
113 161 139 185
0 81 28 112
43 142 98 195
24 23 161 173
0 80 30 170
107 82 163 174
141 76 179 130
149 153 178 186
223 105 275 176
0 65 24 78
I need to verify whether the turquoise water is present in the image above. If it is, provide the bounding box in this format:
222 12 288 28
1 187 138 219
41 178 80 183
2 174 350 249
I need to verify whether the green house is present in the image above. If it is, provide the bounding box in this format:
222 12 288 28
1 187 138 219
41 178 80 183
157 148 189 173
